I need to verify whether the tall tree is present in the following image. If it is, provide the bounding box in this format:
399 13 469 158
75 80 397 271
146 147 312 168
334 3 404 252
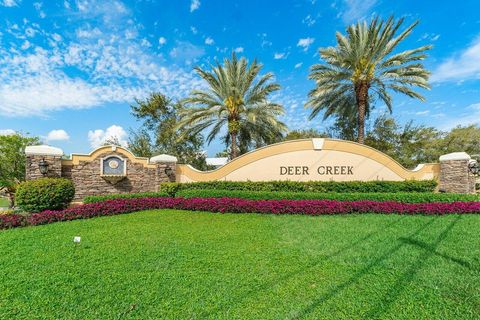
306 16 431 144
0 133 40 207
180 53 286 159
129 92 207 169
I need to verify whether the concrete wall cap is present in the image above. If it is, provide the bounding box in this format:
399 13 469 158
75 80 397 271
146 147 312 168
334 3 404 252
439 152 471 162
25 145 64 156
312 138 325 150
150 154 178 163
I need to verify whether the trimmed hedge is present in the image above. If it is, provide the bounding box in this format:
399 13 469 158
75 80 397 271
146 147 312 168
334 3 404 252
160 180 438 195
84 192 169 204
1 197 479 230
176 189 480 203
15 178 75 212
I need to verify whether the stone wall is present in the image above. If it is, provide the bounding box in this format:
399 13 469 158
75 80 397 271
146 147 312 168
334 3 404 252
439 153 476 194
26 155 62 180
25 145 177 202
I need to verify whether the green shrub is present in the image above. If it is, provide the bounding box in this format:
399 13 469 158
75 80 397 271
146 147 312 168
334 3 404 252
83 191 169 204
16 178 75 212
159 182 182 197
176 189 480 203
160 180 437 195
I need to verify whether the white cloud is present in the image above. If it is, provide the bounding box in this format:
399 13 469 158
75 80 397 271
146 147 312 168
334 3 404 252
158 36 167 45
415 110 430 116
439 102 480 129
294 62 303 69
190 26 198 34
431 37 480 82
274 52 286 59
46 129 70 141
205 37 214 45
21 40 31 50
169 41 205 64
190 0 200 12
234 47 244 53
1 0 19 7
88 125 128 148
341 0 377 23
302 15 316 26
297 37 315 51
419 33 440 42
0 129 16 135
0 4 205 117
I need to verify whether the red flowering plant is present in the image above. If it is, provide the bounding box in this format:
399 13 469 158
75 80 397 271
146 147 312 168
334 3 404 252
1 197 479 230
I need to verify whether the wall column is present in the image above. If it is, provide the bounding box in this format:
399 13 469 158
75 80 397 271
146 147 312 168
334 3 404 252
439 152 476 194
149 154 178 191
25 145 64 180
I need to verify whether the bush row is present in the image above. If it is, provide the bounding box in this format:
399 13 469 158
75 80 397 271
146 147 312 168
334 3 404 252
84 192 169 204
160 180 438 195
15 178 75 212
2 197 480 230
176 189 480 203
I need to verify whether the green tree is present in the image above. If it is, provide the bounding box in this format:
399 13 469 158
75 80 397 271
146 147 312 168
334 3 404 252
284 129 328 141
440 125 480 156
130 92 207 169
0 133 40 207
326 113 360 141
306 16 431 144
180 53 286 159
364 115 443 168
127 128 153 158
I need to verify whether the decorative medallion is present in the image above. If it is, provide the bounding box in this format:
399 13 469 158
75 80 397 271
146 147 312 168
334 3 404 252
108 159 119 169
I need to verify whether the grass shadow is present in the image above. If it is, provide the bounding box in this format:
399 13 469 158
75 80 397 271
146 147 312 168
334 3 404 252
201 215 407 318
398 235 479 272
291 216 439 319
362 215 463 319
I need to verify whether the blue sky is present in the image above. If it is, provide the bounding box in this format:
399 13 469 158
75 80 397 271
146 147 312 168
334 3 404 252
0 0 479 156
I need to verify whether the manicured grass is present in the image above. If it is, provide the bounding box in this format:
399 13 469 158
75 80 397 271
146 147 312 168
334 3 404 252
0 197 9 208
1 210 479 319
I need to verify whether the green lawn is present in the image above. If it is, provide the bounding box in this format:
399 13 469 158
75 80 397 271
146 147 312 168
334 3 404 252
0 197 9 208
1 211 479 319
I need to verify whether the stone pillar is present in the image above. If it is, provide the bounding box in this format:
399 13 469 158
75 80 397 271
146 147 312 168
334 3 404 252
25 145 64 180
149 154 178 191
439 152 476 194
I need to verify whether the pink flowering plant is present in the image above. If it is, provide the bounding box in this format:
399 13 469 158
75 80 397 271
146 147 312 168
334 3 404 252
1 196 479 230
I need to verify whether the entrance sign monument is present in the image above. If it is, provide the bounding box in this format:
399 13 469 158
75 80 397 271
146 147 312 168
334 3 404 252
25 138 477 200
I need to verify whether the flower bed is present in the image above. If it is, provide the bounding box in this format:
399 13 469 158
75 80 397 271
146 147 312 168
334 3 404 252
2 197 480 230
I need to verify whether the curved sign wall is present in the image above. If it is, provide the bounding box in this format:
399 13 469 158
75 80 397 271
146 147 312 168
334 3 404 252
177 139 440 182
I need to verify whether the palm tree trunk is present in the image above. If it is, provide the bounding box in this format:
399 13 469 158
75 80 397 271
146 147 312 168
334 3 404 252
230 131 238 159
355 82 369 144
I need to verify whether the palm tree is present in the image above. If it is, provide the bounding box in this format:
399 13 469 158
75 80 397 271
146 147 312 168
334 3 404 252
179 53 286 159
306 16 432 144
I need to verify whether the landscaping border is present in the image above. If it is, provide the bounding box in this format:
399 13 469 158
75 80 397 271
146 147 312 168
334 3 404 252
2 197 480 230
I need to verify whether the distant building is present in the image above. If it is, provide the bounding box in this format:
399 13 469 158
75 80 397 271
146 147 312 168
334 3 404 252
206 157 228 168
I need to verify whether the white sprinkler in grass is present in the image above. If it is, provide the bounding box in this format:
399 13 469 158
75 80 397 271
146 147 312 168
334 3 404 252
73 236 81 243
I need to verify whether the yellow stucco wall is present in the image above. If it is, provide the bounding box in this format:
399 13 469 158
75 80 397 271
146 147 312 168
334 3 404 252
177 139 440 182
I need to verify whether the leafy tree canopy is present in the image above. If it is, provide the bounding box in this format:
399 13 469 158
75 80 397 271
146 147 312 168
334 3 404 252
129 92 207 170
0 133 40 207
